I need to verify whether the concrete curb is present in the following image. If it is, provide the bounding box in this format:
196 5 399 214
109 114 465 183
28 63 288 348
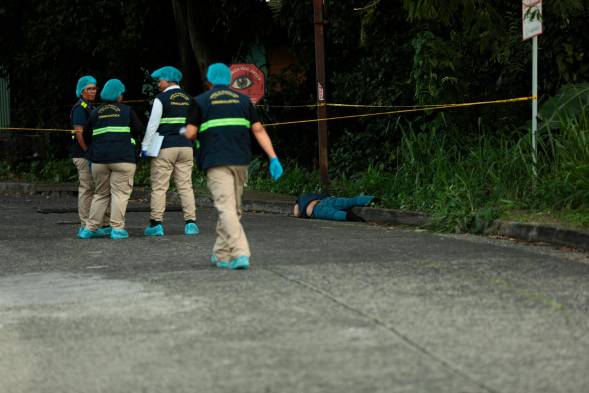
351 206 430 226
486 220 589 252
1 181 587 252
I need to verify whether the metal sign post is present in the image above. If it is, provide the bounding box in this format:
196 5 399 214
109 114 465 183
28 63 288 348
313 0 329 190
532 36 538 178
523 0 543 179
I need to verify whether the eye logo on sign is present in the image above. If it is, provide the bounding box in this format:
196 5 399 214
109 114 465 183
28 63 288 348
229 64 265 104
232 75 253 90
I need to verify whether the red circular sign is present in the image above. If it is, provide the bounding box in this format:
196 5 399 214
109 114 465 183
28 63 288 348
230 64 265 104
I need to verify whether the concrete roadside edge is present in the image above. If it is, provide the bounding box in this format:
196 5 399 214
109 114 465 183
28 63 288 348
485 220 589 252
1 181 587 252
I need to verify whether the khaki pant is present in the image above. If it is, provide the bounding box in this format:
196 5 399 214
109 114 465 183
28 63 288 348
207 165 250 261
87 163 136 230
150 147 196 222
73 158 110 228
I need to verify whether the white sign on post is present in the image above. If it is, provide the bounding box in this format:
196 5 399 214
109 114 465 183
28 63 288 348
523 0 542 179
522 0 543 41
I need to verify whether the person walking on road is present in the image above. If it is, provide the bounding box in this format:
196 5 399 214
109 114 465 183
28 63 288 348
70 75 110 236
78 79 143 240
142 66 198 237
184 63 284 270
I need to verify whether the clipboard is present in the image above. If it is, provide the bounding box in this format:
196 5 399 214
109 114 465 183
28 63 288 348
145 133 164 157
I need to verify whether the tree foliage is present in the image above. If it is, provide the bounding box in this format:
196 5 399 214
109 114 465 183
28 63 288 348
1 0 588 166
171 0 274 93
0 0 177 128
266 0 589 172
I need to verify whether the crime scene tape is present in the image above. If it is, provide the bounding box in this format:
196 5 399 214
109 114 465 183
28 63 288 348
0 96 536 133
263 96 536 127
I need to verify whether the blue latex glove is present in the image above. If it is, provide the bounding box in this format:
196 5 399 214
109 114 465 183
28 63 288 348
269 157 283 181
141 150 148 159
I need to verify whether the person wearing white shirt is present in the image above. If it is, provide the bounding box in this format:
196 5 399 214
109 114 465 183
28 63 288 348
142 66 198 237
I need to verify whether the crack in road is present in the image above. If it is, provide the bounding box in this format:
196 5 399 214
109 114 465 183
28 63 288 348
263 266 501 393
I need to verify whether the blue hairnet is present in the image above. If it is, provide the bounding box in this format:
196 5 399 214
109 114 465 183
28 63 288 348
151 66 183 83
76 75 97 98
100 79 126 102
207 63 231 86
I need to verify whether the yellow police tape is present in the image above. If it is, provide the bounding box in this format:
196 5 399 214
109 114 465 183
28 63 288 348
262 96 536 127
0 96 536 133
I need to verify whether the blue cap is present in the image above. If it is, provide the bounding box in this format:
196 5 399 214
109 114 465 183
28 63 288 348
151 66 183 83
76 75 97 98
100 79 125 102
207 63 231 86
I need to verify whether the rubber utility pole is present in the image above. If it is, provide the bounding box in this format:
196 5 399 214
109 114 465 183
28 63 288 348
313 0 329 189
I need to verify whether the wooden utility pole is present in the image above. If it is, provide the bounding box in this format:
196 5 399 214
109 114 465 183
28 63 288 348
313 0 329 189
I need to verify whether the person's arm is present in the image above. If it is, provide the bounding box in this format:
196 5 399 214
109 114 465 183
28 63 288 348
246 101 283 180
184 99 201 140
72 106 90 151
141 98 163 151
252 122 284 181
251 122 277 159
74 126 88 151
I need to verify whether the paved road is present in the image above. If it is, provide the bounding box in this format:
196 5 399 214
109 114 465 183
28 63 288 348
0 195 588 393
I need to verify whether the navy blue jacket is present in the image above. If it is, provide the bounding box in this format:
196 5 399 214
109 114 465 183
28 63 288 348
186 86 259 171
69 99 93 158
86 103 143 164
156 88 193 149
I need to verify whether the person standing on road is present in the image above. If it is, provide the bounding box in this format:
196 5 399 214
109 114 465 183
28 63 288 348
141 66 198 237
70 75 110 236
78 79 144 240
184 63 284 270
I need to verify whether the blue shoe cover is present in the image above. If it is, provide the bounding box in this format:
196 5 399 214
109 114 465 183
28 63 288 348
111 228 129 239
78 228 98 239
96 226 112 237
211 255 229 268
229 256 250 270
185 222 199 235
144 224 164 236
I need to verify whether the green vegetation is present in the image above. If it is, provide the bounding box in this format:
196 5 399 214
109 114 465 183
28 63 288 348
256 113 589 232
2 111 587 232
1 0 588 233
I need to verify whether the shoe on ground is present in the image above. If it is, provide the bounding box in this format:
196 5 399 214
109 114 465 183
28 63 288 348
211 255 229 268
368 197 383 207
144 224 164 237
78 228 99 239
96 226 112 237
345 210 364 222
229 256 250 270
111 228 129 239
185 222 199 235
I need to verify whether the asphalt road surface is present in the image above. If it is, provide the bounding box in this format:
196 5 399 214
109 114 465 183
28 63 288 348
0 195 588 393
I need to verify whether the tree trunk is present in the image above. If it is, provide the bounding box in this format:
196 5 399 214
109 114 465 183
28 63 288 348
171 0 211 94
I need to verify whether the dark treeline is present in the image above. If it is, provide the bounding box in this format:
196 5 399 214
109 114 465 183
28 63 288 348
1 0 588 170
